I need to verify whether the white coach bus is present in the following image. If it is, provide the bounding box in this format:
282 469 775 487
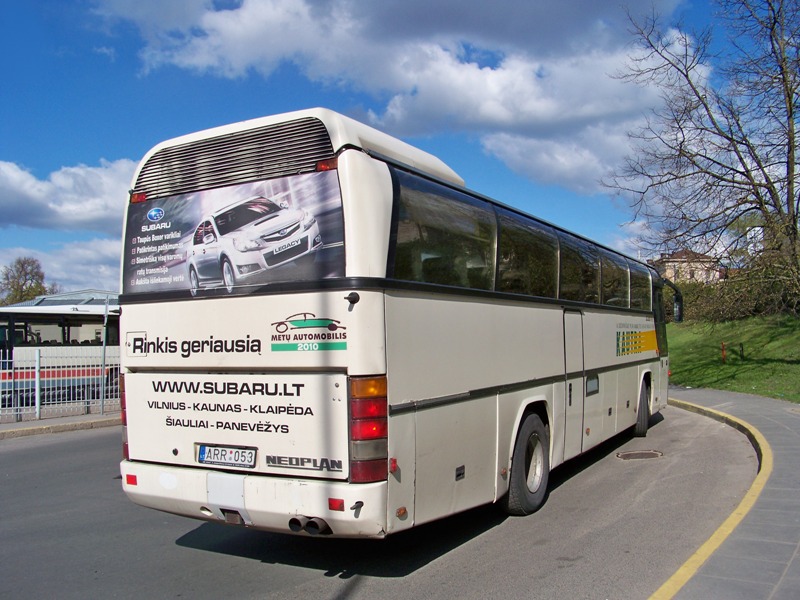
119 108 680 538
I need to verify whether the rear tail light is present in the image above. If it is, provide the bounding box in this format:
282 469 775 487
349 376 388 483
350 418 388 440
315 157 338 171
120 373 129 460
350 459 388 483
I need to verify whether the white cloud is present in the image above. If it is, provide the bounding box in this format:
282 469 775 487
0 159 136 235
92 0 683 194
482 118 639 194
92 0 214 42
608 219 653 259
93 46 117 61
0 159 133 292
0 238 121 293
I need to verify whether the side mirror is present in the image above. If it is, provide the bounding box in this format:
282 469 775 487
673 294 684 322
662 279 683 323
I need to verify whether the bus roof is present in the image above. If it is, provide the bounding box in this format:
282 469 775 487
135 108 464 187
0 305 117 318
0 290 119 323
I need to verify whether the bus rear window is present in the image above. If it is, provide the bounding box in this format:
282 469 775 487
122 170 345 298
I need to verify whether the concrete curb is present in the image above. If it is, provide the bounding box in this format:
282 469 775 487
667 397 769 468
0 415 121 440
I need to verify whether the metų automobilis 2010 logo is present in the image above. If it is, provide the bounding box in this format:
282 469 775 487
270 312 347 352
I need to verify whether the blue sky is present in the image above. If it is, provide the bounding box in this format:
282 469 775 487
0 0 712 291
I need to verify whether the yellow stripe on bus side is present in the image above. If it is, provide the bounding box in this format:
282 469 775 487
616 329 658 356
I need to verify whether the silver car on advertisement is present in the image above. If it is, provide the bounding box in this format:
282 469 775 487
188 196 322 295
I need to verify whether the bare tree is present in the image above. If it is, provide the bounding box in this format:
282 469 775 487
0 257 58 306
608 0 800 314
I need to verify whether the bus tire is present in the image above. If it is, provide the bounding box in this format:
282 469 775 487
221 258 236 294
634 383 650 437
502 413 550 516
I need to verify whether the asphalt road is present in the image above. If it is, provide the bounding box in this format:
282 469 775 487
0 406 756 600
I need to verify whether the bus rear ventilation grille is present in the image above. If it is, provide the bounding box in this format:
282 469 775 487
132 117 335 200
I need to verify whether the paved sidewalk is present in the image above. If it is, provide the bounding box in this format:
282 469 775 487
667 387 800 600
0 412 120 440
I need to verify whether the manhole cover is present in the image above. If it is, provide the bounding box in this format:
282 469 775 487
616 450 663 460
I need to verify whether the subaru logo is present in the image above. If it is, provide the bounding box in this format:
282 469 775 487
147 207 165 222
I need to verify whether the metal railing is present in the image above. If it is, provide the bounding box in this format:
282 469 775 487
1 345 121 423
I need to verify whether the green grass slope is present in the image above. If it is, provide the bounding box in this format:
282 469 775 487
667 315 800 403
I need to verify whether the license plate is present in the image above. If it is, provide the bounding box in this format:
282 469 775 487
198 445 257 468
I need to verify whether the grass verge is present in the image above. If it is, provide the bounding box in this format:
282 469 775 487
667 315 800 403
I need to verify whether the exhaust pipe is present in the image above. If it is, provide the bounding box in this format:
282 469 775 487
304 517 331 536
288 516 309 533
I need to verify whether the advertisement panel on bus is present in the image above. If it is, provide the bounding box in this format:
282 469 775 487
123 170 344 297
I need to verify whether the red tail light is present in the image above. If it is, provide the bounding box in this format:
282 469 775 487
130 191 148 203
350 459 388 483
315 157 338 171
350 396 388 419
351 418 388 440
349 376 388 483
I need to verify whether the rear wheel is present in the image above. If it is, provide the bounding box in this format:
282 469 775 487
634 382 650 437
502 413 550 516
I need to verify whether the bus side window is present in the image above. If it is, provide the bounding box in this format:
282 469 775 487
629 260 652 310
498 210 558 298
600 250 630 308
422 255 462 286
653 283 669 354
559 233 600 304
390 170 496 291
106 321 120 345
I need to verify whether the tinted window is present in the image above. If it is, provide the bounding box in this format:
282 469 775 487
653 281 668 354
391 170 496 290
601 250 629 307
497 210 558 298
629 260 652 310
559 233 600 303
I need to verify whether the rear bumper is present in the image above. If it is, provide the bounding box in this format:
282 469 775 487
120 460 389 538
